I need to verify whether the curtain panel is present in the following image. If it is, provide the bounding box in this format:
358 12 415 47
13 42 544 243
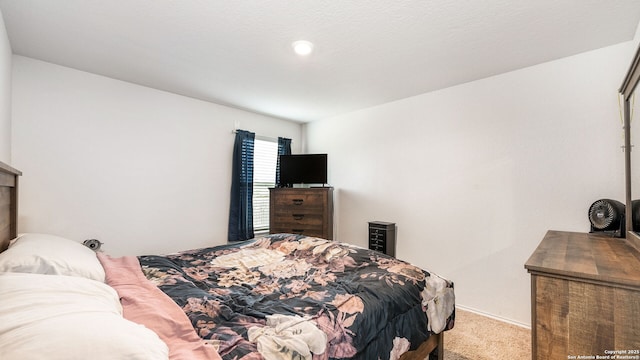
228 130 255 241
276 137 292 187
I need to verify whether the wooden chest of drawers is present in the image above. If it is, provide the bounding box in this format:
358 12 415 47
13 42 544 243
269 187 333 239
525 230 640 359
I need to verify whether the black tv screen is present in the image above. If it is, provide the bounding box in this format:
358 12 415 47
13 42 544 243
279 154 327 186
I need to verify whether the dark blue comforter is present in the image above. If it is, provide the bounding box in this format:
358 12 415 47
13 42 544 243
138 234 455 360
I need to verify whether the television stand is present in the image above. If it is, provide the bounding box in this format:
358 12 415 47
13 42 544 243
269 187 334 239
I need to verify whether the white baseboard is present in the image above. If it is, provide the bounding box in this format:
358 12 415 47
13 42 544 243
454 304 531 330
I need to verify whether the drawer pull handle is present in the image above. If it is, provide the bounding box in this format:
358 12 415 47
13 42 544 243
292 229 305 234
292 214 305 220
292 199 304 205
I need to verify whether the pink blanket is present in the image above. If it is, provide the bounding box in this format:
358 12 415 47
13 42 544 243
98 253 221 360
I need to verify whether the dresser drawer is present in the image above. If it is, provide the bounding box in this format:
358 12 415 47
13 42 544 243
369 243 385 252
271 212 324 227
369 229 387 241
271 207 324 217
272 192 325 210
271 227 326 238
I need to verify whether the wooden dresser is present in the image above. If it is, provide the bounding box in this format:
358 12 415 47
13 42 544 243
269 187 333 239
525 230 640 359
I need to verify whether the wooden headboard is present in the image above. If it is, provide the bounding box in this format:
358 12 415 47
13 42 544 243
0 161 21 252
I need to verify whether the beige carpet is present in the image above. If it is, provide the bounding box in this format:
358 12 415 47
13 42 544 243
442 308 531 360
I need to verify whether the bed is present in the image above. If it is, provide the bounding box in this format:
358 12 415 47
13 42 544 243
0 162 455 360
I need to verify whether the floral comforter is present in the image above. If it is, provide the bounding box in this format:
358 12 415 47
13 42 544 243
138 234 455 360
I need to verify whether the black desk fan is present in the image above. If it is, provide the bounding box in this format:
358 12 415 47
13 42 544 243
588 199 625 237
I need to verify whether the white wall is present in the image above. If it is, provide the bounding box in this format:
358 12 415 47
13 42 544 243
11 56 302 256
0 9 12 163
305 42 636 326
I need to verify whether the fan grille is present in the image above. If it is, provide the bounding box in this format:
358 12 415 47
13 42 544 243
589 200 617 230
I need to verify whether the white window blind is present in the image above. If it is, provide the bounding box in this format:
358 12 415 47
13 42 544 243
253 139 278 231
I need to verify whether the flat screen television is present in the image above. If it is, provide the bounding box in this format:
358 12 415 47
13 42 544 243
278 154 328 186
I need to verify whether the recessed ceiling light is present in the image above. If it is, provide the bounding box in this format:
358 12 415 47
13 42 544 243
292 40 314 56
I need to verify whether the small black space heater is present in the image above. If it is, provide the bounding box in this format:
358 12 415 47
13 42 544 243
588 199 625 237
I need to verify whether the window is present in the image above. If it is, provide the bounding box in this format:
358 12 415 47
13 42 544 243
253 139 278 232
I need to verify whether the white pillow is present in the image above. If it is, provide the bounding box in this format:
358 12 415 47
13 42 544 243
0 272 169 360
0 233 106 282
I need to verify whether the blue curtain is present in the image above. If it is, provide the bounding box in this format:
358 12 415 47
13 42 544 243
276 137 292 187
228 130 255 241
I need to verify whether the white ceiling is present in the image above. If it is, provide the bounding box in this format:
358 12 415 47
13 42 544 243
1 1 640 123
